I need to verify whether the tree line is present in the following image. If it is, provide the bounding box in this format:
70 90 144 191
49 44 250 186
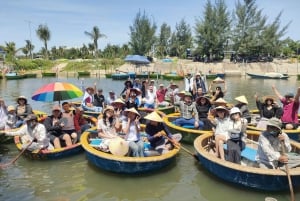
1 0 299 63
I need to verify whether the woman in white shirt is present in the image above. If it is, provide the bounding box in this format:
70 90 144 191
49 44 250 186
122 108 144 157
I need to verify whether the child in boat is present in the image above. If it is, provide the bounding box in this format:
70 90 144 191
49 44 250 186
226 107 247 164
144 111 182 156
208 106 230 160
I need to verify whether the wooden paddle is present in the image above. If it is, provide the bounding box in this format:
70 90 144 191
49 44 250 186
161 131 198 160
280 141 295 201
0 140 33 169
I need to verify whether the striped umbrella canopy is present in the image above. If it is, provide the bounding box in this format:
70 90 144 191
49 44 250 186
32 82 83 103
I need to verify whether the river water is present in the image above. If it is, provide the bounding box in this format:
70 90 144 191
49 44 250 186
0 76 299 201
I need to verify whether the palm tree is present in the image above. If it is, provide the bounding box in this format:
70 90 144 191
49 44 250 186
84 26 106 58
25 40 34 59
36 24 51 59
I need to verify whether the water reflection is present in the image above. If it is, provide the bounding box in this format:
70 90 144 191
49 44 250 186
0 77 299 201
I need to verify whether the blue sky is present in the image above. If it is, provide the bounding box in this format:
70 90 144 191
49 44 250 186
0 0 299 52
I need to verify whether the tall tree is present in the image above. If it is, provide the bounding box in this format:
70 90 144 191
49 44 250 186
84 26 106 58
36 24 51 59
129 10 157 56
4 42 20 61
194 0 230 60
169 19 193 58
24 40 34 59
157 23 171 58
231 0 267 55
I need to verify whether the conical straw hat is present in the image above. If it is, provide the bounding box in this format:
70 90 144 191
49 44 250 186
235 95 248 104
109 137 129 156
111 98 125 106
124 107 140 117
144 111 163 122
212 77 225 84
214 98 227 104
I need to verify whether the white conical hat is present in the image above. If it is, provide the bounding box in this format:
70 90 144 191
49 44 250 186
235 95 248 104
144 111 163 122
212 77 224 84
109 137 129 156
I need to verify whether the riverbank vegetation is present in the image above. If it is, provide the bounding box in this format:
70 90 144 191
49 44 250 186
1 0 299 72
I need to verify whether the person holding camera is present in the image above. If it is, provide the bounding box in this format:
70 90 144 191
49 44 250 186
256 118 291 169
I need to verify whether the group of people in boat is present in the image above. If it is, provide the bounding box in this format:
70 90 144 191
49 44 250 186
94 94 182 157
81 79 181 113
178 73 300 168
1 96 92 152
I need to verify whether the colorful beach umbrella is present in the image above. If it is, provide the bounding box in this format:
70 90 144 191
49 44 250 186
32 82 83 103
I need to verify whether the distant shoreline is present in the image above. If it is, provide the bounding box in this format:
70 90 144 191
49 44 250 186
24 58 300 78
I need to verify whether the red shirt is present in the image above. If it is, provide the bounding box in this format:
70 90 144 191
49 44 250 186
156 88 168 103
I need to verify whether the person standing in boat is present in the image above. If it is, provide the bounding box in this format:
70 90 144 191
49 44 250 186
121 108 144 157
193 72 207 96
226 107 247 164
156 83 169 107
184 73 194 97
256 118 292 169
5 114 54 151
172 92 199 128
272 85 300 129
15 96 33 127
254 94 283 129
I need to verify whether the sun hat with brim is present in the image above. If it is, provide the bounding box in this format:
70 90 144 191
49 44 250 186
212 77 225 84
16 96 28 104
285 92 294 98
262 95 276 103
267 117 282 130
109 91 115 94
77 107 84 111
196 96 210 104
230 107 241 115
235 95 248 104
214 105 229 114
184 92 193 97
103 105 114 114
159 84 164 87
130 88 142 96
169 82 179 88
7 105 15 112
144 111 163 122
124 107 140 117
109 137 129 156
111 98 125 106
195 72 201 76
25 114 38 121
52 105 61 111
